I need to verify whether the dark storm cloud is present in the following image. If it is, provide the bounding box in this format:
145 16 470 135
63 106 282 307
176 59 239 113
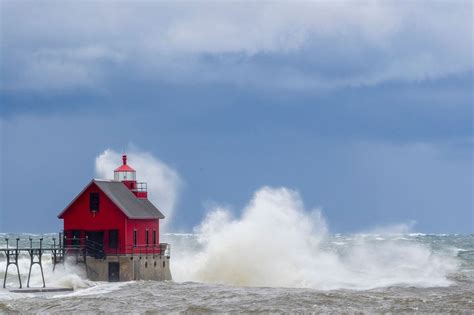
0 1 472 233
1 1 471 93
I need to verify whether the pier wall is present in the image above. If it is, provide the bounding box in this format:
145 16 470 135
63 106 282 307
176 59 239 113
85 255 172 281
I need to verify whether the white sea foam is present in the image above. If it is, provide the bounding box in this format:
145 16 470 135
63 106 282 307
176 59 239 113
0 255 93 292
0 186 461 293
51 281 129 298
172 186 459 290
409 233 427 236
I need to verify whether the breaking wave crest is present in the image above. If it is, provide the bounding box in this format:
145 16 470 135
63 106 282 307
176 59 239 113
172 187 458 290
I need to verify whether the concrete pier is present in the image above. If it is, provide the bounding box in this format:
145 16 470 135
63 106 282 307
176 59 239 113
85 255 172 281
9 287 74 293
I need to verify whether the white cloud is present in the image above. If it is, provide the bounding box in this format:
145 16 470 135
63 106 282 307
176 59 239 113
1 1 472 90
95 148 182 231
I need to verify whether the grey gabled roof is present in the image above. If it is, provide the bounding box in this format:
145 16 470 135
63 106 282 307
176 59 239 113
94 180 165 219
58 179 165 219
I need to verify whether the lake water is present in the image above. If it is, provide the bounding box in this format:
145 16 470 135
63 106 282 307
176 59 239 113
0 233 472 313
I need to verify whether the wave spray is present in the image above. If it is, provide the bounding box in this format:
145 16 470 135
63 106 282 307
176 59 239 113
172 187 458 290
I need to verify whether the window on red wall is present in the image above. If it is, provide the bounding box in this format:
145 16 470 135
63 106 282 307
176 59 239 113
133 230 137 246
146 230 149 247
153 230 156 246
89 193 100 212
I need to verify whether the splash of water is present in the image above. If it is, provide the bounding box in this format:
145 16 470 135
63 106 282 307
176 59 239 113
0 186 458 292
0 255 93 293
172 186 458 290
95 148 182 231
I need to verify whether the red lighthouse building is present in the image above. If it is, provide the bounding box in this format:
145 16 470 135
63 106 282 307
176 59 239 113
57 155 171 281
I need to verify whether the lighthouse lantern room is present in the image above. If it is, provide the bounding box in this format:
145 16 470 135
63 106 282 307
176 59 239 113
57 154 171 282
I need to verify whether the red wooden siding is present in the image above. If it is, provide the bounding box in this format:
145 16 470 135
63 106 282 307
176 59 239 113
60 182 161 255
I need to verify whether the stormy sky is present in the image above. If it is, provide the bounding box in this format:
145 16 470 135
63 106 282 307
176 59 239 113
0 1 472 233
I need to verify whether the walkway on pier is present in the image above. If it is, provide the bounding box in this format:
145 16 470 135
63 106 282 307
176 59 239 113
0 235 102 289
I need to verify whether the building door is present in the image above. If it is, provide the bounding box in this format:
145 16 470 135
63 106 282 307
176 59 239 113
108 262 120 282
71 230 81 247
86 231 104 245
86 231 104 258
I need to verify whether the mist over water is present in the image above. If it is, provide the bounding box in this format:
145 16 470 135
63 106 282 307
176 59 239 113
0 232 472 312
0 187 461 293
0 222 474 313
171 187 458 290
1 186 470 312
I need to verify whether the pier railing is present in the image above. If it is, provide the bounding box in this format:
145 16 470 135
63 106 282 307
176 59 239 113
124 243 170 257
62 237 105 259
0 237 56 289
131 182 147 192
0 234 171 289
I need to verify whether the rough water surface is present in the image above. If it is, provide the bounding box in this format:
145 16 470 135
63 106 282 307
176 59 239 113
0 233 473 313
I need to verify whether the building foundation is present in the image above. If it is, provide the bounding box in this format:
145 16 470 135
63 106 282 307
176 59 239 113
84 255 172 281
